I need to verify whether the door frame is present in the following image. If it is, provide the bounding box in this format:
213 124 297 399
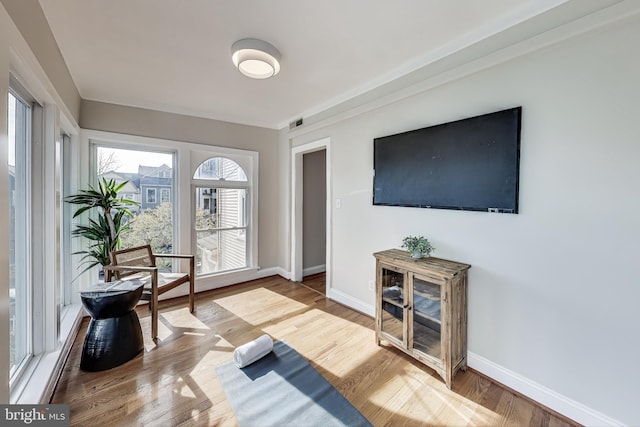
290 137 331 291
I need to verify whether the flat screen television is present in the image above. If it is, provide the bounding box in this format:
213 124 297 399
373 107 522 213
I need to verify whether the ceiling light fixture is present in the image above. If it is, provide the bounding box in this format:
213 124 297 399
231 38 281 79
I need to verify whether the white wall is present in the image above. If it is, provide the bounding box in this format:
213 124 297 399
286 13 640 426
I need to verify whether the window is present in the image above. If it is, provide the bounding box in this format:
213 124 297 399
89 133 258 285
161 188 170 203
193 157 249 275
146 188 157 204
8 87 32 382
94 145 175 258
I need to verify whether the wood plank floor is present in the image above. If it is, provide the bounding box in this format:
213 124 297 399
51 275 578 427
301 272 326 295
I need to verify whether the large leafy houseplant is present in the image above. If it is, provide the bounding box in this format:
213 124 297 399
66 178 139 275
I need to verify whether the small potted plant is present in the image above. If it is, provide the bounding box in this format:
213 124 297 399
401 235 435 259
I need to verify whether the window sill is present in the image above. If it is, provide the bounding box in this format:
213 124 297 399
10 303 84 404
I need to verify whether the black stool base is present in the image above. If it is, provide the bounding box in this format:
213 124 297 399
81 310 144 371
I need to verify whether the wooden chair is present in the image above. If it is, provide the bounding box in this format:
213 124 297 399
104 245 195 340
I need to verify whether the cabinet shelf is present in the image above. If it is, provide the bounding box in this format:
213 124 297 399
415 309 441 326
413 288 439 301
374 249 470 389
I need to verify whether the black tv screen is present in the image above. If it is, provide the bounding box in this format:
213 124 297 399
373 107 521 213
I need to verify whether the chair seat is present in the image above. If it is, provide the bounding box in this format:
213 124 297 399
121 272 189 290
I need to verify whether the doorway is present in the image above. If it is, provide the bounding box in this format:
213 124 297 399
301 149 326 293
291 138 330 294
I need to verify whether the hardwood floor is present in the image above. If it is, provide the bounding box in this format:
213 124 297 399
51 276 578 427
301 272 326 295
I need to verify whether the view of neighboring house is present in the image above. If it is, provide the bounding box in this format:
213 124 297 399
99 164 172 212
138 164 172 210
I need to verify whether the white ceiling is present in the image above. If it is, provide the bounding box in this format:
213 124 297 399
37 0 611 129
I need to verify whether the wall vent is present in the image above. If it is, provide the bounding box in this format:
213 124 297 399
289 117 304 129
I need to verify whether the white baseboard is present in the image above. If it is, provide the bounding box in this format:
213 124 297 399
194 267 284 293
275 267 291 280
326 287 375 317
468 352 623 427
303 264 326 277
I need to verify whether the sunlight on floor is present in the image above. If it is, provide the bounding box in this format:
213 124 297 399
139 307 212 349
189 337 236 406
160 307 211 330
174 378 196 399
283 309 375 373
366 367 440 425
433 386 474 424
215 287 308 325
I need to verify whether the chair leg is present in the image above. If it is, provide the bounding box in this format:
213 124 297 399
189 257 195 313
152 270 159 340
189 278 195 313
152 293 158 340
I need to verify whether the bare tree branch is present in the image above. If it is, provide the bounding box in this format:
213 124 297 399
97 150 121 175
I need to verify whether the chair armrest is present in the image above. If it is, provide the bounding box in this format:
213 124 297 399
103 265 158 273
153 253 194 260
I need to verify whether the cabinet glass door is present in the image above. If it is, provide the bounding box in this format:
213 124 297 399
380 267 404 343
412 276 442 359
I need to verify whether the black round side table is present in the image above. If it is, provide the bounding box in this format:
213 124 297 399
80 284 144 371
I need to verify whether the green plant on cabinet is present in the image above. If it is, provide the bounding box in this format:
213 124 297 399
401 235 435 259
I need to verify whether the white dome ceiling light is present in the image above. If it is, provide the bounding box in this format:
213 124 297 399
231 38 281 79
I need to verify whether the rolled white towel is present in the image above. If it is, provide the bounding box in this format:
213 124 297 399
233 334 274 368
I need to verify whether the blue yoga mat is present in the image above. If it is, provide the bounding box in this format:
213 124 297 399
215 341 373 427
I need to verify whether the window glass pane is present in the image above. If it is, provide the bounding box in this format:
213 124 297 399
193 157 247 181
195 187 247 275
96 147 174 268
147 188 156 204
54 135 62 334
8 92 31 377
60 134 72 307
195 230 247 274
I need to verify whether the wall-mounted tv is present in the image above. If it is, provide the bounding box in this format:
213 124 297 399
373 107 522 214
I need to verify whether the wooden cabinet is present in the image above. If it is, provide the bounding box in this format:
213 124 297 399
374 249 470 389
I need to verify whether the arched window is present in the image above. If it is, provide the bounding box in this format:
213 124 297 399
192 157 250 276
193 157 247 181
